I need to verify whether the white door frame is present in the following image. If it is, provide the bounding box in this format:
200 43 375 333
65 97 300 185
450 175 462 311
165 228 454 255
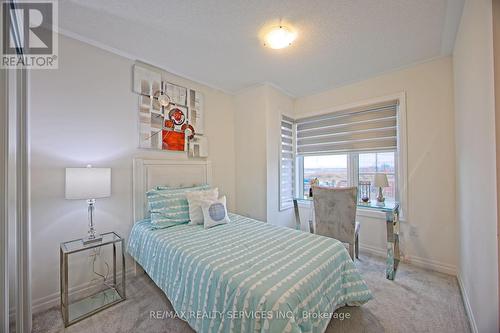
15 67 32 333
1 69 32 333
1 1 32 330
1 66 9 333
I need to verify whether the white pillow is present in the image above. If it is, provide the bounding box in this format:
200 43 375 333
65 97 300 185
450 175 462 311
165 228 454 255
186 188 218 225
200 196 230 229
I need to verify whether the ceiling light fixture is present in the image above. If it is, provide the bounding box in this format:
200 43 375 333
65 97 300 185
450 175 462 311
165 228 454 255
264 25 296 49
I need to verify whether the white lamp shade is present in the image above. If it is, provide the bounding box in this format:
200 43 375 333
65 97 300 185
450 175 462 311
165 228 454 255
65 167 111 199
373 173 389 188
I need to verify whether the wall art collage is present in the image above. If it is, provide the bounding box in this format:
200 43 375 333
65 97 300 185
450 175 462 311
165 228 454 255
133 64 207 156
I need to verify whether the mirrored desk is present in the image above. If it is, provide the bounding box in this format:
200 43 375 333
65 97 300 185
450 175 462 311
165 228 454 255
293 197 400 280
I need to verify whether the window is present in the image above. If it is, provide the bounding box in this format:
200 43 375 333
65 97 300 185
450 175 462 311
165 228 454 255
303 154 349 196
358 152 396 202
298 151 397 202
280 97 406 216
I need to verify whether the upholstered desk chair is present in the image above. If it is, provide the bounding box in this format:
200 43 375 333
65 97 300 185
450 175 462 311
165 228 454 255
312 186 360 260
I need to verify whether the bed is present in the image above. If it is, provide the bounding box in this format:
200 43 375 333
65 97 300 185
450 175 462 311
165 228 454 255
128 159 372 333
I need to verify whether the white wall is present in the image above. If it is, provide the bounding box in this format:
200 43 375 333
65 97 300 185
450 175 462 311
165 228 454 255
234 84 294 225
234 86 268 221
453 0 499 331
29 34 236 311
294 57 457 274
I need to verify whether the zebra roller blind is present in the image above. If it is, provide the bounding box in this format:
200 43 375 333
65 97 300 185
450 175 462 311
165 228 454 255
296 100 399 155
279 115 294 210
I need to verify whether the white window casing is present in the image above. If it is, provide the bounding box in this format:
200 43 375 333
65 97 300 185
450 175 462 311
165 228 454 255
284 93 408 221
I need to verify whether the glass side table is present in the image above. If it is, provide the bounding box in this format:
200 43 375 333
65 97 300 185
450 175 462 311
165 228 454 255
60 232 126 327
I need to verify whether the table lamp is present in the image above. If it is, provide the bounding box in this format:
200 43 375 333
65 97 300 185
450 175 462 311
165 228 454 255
65 166 111 245
374 173 389 203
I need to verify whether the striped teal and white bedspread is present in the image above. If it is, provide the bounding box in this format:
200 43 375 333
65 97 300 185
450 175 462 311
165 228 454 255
127 213 372 333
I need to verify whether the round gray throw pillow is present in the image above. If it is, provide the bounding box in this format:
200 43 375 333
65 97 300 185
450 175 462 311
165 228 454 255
201 196 230 229
209 203 226 221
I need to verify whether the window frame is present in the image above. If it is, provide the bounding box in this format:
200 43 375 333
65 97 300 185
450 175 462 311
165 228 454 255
293 92 408 221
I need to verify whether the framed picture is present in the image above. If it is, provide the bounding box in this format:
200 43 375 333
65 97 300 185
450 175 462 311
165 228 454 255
133 63 205 153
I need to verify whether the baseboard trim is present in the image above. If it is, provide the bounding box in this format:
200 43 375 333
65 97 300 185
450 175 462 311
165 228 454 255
359 244 386 257
359 244 457 276
457 273 478 333
32 267 135 315
404 254 457 276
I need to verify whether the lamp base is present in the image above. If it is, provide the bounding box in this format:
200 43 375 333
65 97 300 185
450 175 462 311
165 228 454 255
376 187 385 203
82 235 103 245
84 199 102 245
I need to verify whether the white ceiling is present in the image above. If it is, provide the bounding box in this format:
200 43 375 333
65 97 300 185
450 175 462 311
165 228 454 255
59 0 464 97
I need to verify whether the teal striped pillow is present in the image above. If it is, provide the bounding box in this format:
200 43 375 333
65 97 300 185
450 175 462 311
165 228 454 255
146 185 210 224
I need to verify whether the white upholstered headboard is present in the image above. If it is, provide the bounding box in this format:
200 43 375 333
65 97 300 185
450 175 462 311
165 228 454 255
133 158 212 221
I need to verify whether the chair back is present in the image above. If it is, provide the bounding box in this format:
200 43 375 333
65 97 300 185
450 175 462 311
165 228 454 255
312 186 358 244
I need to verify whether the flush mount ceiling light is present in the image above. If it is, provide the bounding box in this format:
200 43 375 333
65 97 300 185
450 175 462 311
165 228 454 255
264 25 297 49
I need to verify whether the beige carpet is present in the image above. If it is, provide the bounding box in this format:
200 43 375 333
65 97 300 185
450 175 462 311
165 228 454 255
32 252 470 333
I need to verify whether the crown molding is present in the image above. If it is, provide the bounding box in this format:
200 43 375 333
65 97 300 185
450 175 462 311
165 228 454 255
57 27 234 96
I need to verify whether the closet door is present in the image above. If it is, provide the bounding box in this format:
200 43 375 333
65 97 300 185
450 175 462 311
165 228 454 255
1 65 9 333
1 1 33 331
0 65 31 333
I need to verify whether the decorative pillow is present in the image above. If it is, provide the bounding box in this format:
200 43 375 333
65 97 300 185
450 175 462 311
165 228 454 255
146 184 210 224
200 196 230 229
186 188 219 225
